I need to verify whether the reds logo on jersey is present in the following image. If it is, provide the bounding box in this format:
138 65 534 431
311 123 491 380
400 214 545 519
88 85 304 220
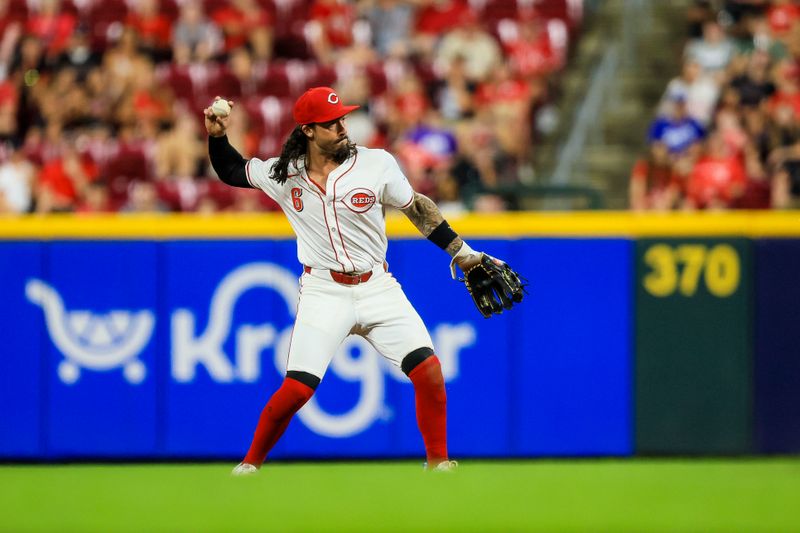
343 188 376 214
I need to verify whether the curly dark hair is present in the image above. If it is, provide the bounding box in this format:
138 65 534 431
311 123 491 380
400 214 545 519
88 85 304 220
269 125 357 185
269 126 308 185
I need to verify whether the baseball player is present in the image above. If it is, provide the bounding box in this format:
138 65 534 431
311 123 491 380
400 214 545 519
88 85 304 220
205 87 521 475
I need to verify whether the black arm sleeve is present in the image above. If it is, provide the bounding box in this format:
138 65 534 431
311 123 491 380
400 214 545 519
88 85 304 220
208 135 252 188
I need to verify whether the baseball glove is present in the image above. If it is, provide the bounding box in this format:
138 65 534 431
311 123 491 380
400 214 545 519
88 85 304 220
462 254 526 318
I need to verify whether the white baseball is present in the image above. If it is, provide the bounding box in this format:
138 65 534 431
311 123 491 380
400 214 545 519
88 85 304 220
211 99 231 118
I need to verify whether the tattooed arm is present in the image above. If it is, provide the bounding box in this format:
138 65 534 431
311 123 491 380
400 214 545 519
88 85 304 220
401 192 482 270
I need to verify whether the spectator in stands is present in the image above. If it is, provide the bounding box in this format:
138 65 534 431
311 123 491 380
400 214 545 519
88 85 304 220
767 59 800 120
210 0 273 60
715 107 749 156
413 0 470 59
685 20 735 79
766 0 800 40
25 0 77 59
629 142 682 211
35 143 99 213
475 63 534 162
385 71 429 137
431 166 466 214
736 14 788 60
121 180 167 212
335 19 379 69
172 1 223 65
452 116 517 190
0 0 24 79
117 61 172 132
685 132 747 209
0 144 34 213
76 179 111 213
56 29 99 79
102 27 151 105
648 91 706 157
661 59 720 125
395 111 458 195
154 110 203 181
0 78 17 139
770 138 800 208
0 0 584 214
305 0 359 64
729 49 775 107
434 54 475 121
505 13 560 80
366 0 415 58
125 0 172 60
435 10 502 84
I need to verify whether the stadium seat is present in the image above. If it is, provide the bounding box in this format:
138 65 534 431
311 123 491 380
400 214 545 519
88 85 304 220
206 66 243 100
101 146 150 205
257 63 292 97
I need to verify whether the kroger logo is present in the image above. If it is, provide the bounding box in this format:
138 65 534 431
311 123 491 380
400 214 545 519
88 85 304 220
25 279 153 385
26 263 476 438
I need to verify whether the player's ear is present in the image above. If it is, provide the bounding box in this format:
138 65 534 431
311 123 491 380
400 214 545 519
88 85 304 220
301 124 314 140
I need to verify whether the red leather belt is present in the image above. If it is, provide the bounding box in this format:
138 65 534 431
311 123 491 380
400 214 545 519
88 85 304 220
303 265 373 285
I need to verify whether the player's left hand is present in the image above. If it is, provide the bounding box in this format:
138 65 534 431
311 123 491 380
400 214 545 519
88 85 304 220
460 254 527 318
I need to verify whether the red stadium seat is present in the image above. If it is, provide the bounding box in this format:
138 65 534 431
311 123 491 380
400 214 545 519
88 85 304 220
159 0 180 23
207 66 243 100
365 63 388 96
86 0 129 52
303 62 337 89
101 145 150 204
257 62 292 97
158 64 195 105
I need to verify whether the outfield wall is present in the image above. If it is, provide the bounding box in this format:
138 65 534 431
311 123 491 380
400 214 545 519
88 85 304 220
0 212 798 460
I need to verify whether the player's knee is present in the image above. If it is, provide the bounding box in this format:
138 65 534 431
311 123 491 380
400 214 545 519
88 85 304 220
286 370 321 391
401 347 435 376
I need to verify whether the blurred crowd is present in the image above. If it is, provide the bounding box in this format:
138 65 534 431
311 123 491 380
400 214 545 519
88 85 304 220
632 0 800 211
0 0 582 214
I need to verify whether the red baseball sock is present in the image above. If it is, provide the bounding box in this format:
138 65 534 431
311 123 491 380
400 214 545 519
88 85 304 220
408 356 448 465
242 377 314 467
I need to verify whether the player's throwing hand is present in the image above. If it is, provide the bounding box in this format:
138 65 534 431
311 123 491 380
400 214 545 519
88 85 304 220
204 96 234 138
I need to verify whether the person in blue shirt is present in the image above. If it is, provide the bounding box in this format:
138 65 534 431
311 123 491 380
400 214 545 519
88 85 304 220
648 90 706 156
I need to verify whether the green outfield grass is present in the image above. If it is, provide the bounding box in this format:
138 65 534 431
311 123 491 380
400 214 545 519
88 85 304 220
1 458 798 532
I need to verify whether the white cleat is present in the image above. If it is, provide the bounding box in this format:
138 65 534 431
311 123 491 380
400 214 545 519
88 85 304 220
231 462 258 476
429 460 459 472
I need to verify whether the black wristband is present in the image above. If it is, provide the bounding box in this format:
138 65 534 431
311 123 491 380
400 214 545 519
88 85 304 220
427 220 459 250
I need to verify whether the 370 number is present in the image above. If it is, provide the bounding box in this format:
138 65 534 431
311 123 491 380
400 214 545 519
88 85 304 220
643 244 740 298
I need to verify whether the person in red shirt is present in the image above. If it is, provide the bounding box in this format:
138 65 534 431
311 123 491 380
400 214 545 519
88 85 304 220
309 0 355 49
125 0 172 55
413 0 470 58
25 0 76 58
505 14 559 79
629 142 682 211
36 146 99 212
767 0 800 38
766 60 800 120
685 133 747 209
210 0 273 60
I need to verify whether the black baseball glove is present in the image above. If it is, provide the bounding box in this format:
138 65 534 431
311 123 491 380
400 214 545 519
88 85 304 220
461 254 526 318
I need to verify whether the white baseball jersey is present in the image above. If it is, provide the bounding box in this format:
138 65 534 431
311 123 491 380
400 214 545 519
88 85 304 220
243 145 433 376
245 146 415 273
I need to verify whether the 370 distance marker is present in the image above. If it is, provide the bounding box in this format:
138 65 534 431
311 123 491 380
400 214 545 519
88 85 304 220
643 243 741 298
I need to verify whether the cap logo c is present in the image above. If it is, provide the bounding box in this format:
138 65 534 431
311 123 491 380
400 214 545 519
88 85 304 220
327 92 339 104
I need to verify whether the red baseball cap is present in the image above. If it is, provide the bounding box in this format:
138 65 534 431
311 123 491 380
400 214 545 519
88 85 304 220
293 87 360 125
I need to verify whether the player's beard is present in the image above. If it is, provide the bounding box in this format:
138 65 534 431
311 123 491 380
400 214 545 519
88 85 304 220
324 136 356 164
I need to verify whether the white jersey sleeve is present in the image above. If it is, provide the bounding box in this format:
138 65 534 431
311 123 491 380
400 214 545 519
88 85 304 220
380 151 415 209
245 156 281 198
